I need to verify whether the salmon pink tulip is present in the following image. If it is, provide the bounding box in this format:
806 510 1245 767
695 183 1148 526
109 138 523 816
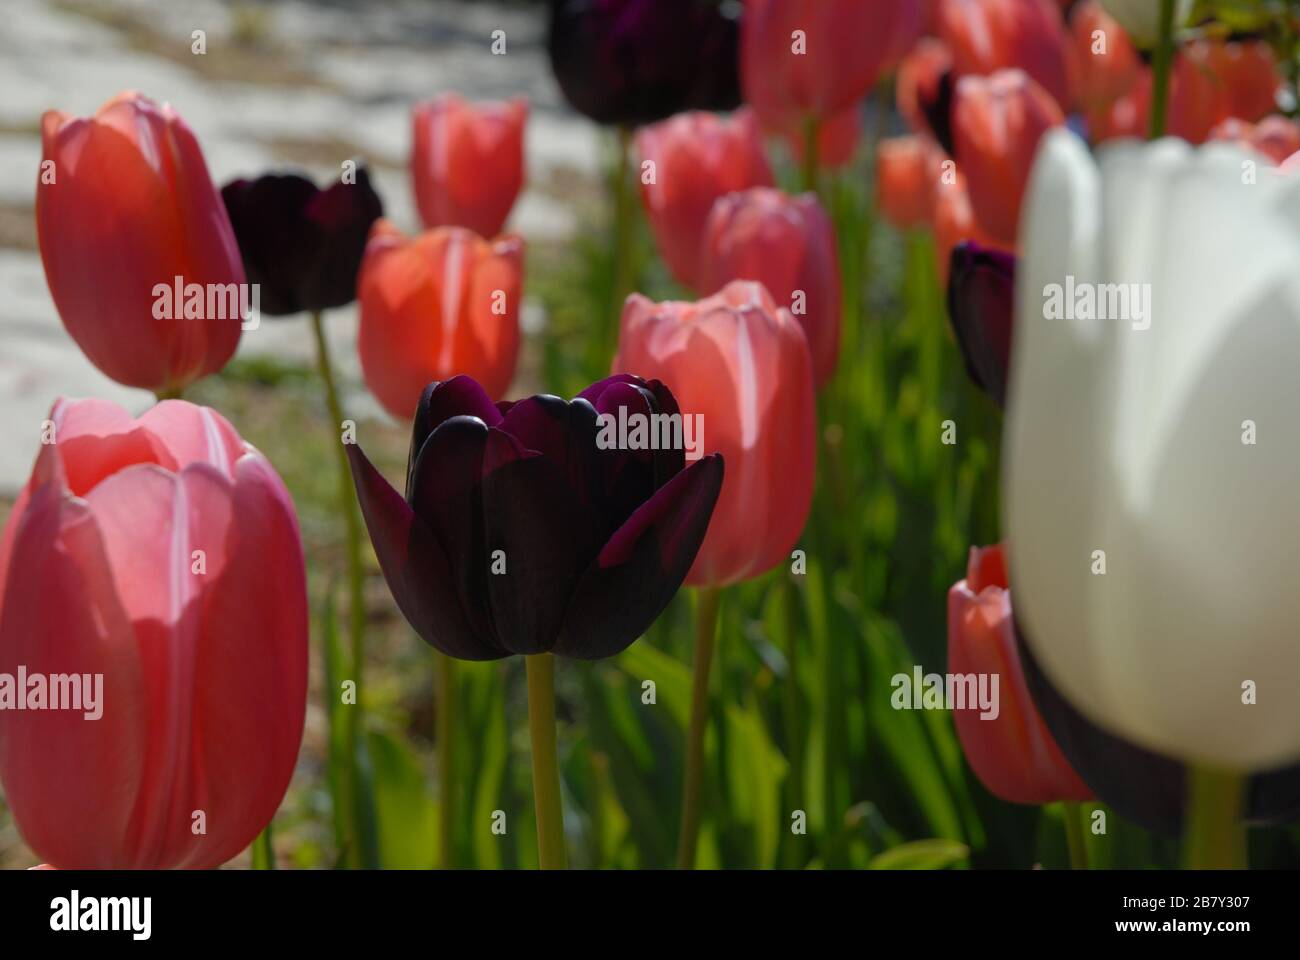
938 0 1074 112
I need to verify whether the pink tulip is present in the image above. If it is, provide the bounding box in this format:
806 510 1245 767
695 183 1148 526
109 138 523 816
938 0 1073 111
1210 116 1300 166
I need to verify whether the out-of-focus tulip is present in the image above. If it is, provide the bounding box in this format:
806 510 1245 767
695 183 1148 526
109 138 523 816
636 109 773 289
877 135 942 231
1069 0 1140 111
932 169 1005 287
1098 0 1191 48
938 0 1074 111
947 242 1016 407
348 375 723 659
700 188 841 385
411 95 527 238
779 104 861 171
613 281 815 586
1006 131 1300 770
0 398 308 868
741 0 924 125
357 220 523 419
952 69 1065 248
897 38 954 136
548 0 741 127
221 165 383 316
1205 39 1282 124
36 91 245 395
948 543 1093 804
1209 116 1300 166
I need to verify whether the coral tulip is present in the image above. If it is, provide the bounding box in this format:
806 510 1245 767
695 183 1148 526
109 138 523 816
221 165 383 316
938 0 1074 111
1209 116 1300 167
411 95 527 238
932 168 1005 287
947 242 1015 407
897 38 954 137
1206 38 1283 124
1069 0 1140 111
613 281 815 586
36 91 246 395
0 398 308 868
779 104 861 171
877 135 944 231
357 220 523 419
347 375 723 659
700 188 841 385
635 109 773 289
948 543 1092 804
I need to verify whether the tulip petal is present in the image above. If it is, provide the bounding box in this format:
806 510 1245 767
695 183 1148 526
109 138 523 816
406 376 503 493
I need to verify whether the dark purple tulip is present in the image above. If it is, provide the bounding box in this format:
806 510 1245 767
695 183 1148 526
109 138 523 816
1016 622 1300 835
220 164 383 316
548 0 742 127
947 241 1015 408
349 374 724 660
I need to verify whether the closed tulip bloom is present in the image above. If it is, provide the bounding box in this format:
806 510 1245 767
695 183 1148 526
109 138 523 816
613 281 815 586
897 38 954 136
1205 39 1282 125
0 398 308 868
221 165 383 316
877 135 943 231
939 0 1074 112
348 375 723 659
742 0 924 124
947 242 1016 407
636 109 773 289
1209 116 1300 167
932 169 1006 287
952 69 1065 248
700 188 841 385
1098 0 1191 48
948 543 1092 804
411 95 527 238
1006 131 1300 770
357 220 523 419
1069 0 1139 111
548 0 741 127
36 91 245 395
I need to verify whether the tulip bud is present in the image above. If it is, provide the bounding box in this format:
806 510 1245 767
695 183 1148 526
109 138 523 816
1069 0 1140 112
700 188 841 386
948 544 1093 804
1205 38 1283 125
36 91 245 394
896 38 954 139
221 165 383 316
877 135 943 232
357 220 524 419
635 109 774 289
947 242 1016 407
411 95 527 239
613 281 816 586
932 167 1006 288
952 69 1065 248
938 0 1074 112
348 375 724 660
0 398 308 868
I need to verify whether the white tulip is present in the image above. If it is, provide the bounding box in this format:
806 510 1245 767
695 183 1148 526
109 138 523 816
1005 130 1300 772
1099 0 1192 48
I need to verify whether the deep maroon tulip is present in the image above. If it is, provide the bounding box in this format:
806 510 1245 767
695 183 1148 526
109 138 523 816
947 242 1015 407
349 375 724 660
221 164 383 316
547 0 741 127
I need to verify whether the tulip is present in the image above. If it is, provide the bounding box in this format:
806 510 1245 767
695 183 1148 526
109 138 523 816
938 0 1074 112
1209 116 1300 167
0 398 308 869
220 165 383 316
948 543 1093 805
1098 0 1191 49
1205 39 1282 124
952 69 1065 248
877 135 944 232
411 95 527 239
357 220 524 419
1087 50 1226 145
778 104 861 172
36 91 245 396
548 0 741 127
700 188 841 385
896 38 954 138
1006 130 1300 776
1069 0 1140 112
635 109 773 289
932 168 1005 287
947 242 1015 407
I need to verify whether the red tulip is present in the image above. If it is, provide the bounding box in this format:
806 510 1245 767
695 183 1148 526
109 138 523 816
1206 39 1282 125
357 220 523 419
1210 116 1300 166
897 38 954 136
948 543 1092 805
1069 0 1139 111
877 135 944 231
938 0 1073 112
0 398 308 868
741 0 924 125
36 91 245 395
700 188 841 385
1090 44 1239 146
411 94 527 238
613 281 815 586
952 69 1064 248
636 109 773 289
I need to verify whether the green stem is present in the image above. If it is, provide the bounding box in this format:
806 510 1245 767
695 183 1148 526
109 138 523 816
1063 802 1088 870
600 126 636 366
1184 766 1246 869
310 308 375 868
154 386 184 402
251 824 274 869
436 652 456 869
801 115 821 196
780 581 805 868
526 654 567 869
676 586 722 869
1148 0 1177 139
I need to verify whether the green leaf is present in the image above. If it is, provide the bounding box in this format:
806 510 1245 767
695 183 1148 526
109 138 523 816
367 728 438 870
869 839 970 871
